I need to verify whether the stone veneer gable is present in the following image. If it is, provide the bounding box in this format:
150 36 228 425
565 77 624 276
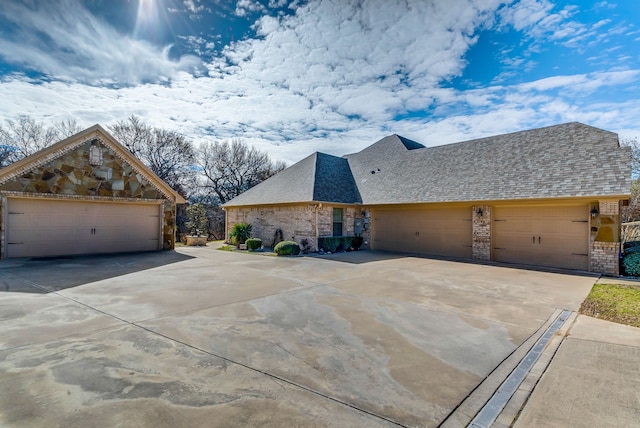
0 137 166 200
0 135 178 251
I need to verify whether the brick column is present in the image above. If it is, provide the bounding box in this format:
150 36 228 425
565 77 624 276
472 205 491 261
590 242 620 276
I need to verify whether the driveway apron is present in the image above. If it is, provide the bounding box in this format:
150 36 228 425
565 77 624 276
0 247 595 427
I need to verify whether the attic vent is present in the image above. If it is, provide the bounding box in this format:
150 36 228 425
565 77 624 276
89 143 103 166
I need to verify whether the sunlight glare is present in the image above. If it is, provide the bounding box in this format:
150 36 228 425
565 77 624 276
133 0 159 39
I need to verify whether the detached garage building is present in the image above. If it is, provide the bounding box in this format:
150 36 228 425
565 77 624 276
224 122 631 275
0 124 185 258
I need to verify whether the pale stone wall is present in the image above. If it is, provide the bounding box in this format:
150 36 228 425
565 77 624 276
590 241 620 276
591 200 620 243
0 137 178 251
472 205 491 261
226 204 369 251
226 205 317 249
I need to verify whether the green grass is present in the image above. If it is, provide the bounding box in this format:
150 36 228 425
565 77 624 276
579 283 640 328
216 245 277 256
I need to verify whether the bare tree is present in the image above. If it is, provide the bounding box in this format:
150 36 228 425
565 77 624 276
53 118 82 140
109 116 196 196
622 137 640 176
0 115 82 167
621 137 640 222
197 139 286 204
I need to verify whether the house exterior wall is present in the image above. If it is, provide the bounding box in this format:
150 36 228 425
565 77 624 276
226 204 316 248
0 137 177 254
226 198 624 275
225 204 369 251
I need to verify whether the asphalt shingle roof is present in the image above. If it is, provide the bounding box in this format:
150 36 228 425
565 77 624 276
224 122 631 207
222 151 360 206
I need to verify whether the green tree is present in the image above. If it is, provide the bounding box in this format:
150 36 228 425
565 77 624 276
185 203 208 236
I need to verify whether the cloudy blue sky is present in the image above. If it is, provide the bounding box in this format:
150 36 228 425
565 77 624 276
0 0 638 163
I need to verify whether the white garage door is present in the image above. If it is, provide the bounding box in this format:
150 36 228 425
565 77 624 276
493 205 589 270
6 198 161 258
373 206 472 258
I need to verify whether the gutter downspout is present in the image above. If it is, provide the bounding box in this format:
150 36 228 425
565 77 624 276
315 204 319 251
312 203 322 251
222 207 228 243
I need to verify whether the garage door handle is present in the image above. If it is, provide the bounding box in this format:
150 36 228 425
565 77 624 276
532 236 535 244
538 236 541 244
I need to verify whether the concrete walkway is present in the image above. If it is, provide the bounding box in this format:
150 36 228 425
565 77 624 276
514 314 640 428
0 246 638 427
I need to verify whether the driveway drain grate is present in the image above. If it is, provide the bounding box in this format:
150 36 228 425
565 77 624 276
467 309 571 428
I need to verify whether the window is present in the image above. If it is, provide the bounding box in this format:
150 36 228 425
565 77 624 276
332 208 343 236
89 144 103 166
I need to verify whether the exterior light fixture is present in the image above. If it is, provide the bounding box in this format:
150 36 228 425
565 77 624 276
591 207 599 218
477 208 483 217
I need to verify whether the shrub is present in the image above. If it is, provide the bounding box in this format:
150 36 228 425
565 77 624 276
624 241 640 254
300 238 311 254
349 236 364 251
229 222 252 246
318 236 363 253
274 240 300 256
245 238 262 251
622 252 640 277
320 237 342 253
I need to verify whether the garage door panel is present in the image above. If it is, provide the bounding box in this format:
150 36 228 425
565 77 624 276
374 207 472 258
494 205 588 270
6 198 161 258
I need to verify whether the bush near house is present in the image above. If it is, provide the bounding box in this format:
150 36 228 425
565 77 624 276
229 222 252 246
245 238 262 251
623 252 640 277
318 236 363 253
621 240 640 276
274 241 300 256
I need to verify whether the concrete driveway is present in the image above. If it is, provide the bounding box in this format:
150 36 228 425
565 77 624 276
0 246 596 427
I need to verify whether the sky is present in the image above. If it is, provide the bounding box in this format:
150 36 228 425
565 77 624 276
0 0 638 164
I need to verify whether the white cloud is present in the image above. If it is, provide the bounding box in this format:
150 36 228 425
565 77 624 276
0 0 639 165
235 0 266 17
0 0 202 86
183 0 206 14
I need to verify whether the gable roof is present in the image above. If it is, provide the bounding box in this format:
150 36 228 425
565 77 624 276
0 124 186 204
224 122 631 207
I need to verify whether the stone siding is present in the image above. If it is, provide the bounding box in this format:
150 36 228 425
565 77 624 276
472 205 491 261
226 204 368 251
590 241 620 276
226 205 316 248
0 137 177 251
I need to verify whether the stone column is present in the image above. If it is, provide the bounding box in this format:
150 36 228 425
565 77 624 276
472 205 491 261
590 200 621 275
